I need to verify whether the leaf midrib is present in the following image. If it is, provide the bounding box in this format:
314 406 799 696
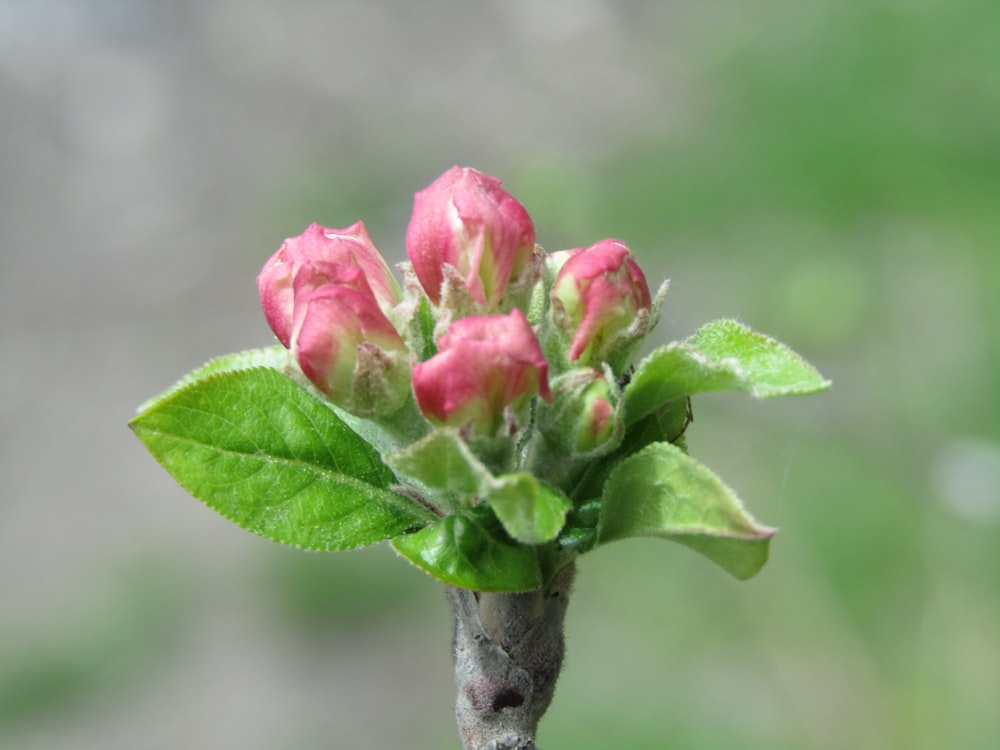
131 424 436 522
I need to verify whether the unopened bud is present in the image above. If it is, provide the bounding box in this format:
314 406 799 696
550 239 652 373
538 368 623 458
412 309 551 435
406 166 536 310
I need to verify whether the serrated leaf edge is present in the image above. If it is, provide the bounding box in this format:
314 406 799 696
687 318 832 397
134 345 290 414
597 441 776 543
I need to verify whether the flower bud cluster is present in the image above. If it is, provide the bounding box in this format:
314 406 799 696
258 166 663 474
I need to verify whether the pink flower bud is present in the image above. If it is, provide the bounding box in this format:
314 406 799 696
406 166 536 308
258 222 401 348
290 264 409 415
412 309 552 433
550 239 652 368
257 223 409 416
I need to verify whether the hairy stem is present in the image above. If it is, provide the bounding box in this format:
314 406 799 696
448 564 575 750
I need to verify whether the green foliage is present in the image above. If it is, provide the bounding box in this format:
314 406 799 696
486 474 572 545
598 443 774 580
132 316 825 589
624 319 831 426
555 499 602 564
130 367 436 551
137 346 289 412
391 506 543 592
388 428 490 502
388 428 572 545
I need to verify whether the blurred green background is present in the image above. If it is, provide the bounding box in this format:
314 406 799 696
2 1 998 748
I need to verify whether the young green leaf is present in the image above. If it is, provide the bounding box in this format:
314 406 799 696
624 319 830 425
137 346 289 412
130 367 436 551
568 398 690 503
388 432 572 544
688 319 831 394
555 499 602 564
597 442 775 580
392 507 543 592
485 474 572 545
387 428 491 497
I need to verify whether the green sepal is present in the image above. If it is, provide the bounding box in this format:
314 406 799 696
411 293 438 361
391 506 543 592
597 442 775 580
485 474 572 545
130 367 436 551
624 319 831 426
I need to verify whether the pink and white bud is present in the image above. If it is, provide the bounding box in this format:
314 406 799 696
550 239 652 371
412 309 552 434
406 166 536 309
257 223 409 416
258 221 401 347
290 264 409 415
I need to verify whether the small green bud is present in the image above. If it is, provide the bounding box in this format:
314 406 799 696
538 368 623 459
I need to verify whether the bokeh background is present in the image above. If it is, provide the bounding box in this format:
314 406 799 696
2 1 998 748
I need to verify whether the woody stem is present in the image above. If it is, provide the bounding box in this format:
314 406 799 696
447 563 575 750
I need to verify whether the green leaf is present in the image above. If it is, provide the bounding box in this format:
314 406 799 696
486 474 572 545
598 442 775 580
387 428 491 497
392 507 542 592
388 432 572 543
130 367 436 551
556 499 602 563
568 398 690 503
141 345 422 458
387 428 573 544
624 319 830 425
688 319 831 394
655 397 693 449
137 346 289 412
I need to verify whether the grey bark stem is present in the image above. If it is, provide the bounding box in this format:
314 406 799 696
448 564 575 750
